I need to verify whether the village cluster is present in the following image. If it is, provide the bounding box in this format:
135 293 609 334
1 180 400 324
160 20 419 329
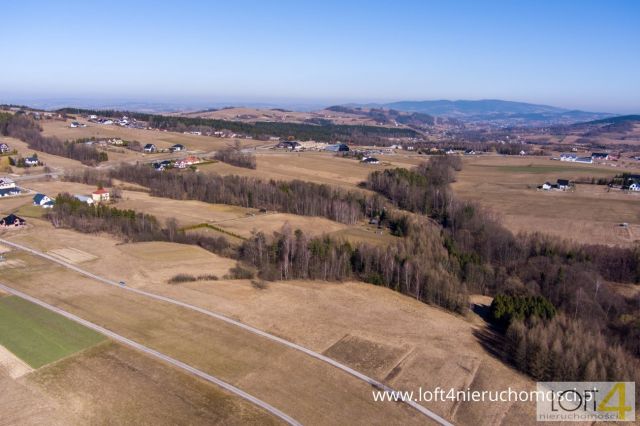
557 151 614 164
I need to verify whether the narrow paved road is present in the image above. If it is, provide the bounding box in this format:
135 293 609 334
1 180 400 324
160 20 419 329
0 282 300 426
0 237 453 426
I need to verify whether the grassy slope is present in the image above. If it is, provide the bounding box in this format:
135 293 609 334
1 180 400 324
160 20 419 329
0 296 105 368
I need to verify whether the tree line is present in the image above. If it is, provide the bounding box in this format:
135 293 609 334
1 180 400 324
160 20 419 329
364 157 640 385
108 163 379 224
55 107 420 142
49 194 234 257
239 221 468 313
213 142 257 169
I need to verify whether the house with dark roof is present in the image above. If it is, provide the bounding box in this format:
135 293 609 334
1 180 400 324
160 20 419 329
325 143 349 152
0 187 20 197
276 141 302 151
591 152 609 160
557 179 571 190
0 143 10 153
0 214 26 228
170 144 185 152
24 155 39 167
361 157 380 164
143 143 157 153
33 193 54 208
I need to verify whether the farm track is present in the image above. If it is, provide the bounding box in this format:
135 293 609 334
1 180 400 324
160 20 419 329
0 237 453 426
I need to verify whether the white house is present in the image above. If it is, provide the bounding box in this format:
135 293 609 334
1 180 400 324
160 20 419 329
0 178 16 190
24 156 39 167
91 188 110 203
33 193 54 208
0 143 10 153
143 143 157 153
629 182 640 191
560 153 577 162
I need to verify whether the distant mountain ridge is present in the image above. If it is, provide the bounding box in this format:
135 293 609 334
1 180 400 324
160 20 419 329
342 99 614 124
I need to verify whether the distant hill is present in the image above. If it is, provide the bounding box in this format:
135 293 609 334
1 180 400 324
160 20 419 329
580 114 640 125
343 99 613 125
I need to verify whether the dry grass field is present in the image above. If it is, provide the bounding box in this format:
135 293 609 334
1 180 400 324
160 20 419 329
199 151 424 190
6 221 237 286
452 155 640 246
1 221 537 425
0 250 426 426
137 278 538 424
27 342 279 425
1 135 86 172
0 340 279 425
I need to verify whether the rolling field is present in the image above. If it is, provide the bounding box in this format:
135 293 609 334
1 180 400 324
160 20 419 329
0 296 105 368
27 342 280 425
1 222 539 425
453 156 640 246
199 151 424 190
0 252 426 425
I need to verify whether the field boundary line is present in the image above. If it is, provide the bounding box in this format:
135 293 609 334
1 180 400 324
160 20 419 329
0 237 453 426
0 282 301 426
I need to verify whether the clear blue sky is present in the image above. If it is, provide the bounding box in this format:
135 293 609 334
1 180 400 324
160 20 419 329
1 0 639 112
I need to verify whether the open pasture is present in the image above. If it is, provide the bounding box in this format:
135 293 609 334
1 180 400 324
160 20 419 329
453 155 640 246
0 296 105 368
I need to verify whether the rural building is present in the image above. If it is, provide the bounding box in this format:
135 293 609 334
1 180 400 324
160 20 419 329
0 178 16 190
277 141 302 151
70 121 86 128
0 143 9 153
174 156 199 169
153 160 173 171
623 175 640 191
575 156 593 164
0 214 26 228
91 188 110 203
33 193 54 207
539 179 572 191
24 156 39 166
591 152 609 160
557 179 571 190
361 157 380 164
143 143 157 153
74 194 94 205
0 187 21 197
560 153 577 162
325 143 350 152
170 144 186 152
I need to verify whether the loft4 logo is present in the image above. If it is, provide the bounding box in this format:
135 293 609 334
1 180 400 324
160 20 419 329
537 381 636 422
597 382 633 420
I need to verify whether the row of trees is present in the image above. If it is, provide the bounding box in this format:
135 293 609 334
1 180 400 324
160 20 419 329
239 222 468 313
0 113 107 165
49 194 233 257
110 164 380 224
213 143 257 169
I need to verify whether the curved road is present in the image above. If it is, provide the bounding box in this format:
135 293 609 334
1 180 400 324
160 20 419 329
0 237 453 426
0 282 301 426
